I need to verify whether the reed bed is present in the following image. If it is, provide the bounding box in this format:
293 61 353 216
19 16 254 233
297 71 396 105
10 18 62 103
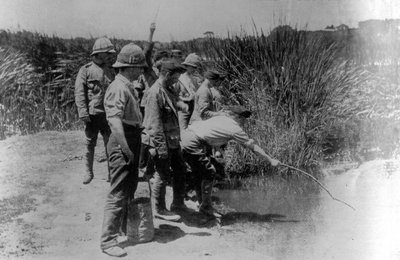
1 28 399 178
192 28 372 176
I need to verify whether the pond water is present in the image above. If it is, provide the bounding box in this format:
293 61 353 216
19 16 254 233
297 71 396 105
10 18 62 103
214 160 400 260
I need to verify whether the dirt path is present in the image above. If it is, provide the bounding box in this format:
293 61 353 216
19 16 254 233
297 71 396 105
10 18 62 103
0 131 268 260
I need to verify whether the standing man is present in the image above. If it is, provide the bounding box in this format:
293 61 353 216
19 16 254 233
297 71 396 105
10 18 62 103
142 60 188 222
100 43 147 257
181 106 280 218
74 37 116 184
138 23 171 180
171 49 184 63
177 53 203 130
190 69 227 124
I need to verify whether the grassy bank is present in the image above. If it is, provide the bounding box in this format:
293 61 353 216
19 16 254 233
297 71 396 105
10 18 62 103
0 27 399 178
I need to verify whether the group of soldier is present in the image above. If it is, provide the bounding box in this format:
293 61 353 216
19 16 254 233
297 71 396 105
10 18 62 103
74 24 280 257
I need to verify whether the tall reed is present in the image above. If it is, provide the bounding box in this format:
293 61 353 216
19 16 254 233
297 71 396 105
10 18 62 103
200 28 371 176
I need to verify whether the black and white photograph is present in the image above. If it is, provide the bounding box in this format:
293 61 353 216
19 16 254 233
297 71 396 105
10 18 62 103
0 0 399 259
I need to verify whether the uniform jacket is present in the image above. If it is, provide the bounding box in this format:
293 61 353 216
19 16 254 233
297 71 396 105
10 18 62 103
74 62 115 118
190 79 220 123
104 74 143 127
177 72 199 102
142 79 181 157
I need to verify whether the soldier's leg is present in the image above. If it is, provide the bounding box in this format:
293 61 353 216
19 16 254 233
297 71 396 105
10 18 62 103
83 116 99 184
152 155 180 222
152 157 169 212
100 133 137 252
99 114 111 181
180 130 204 208
119 129 140 236
194 150 217 216
170 148 187 209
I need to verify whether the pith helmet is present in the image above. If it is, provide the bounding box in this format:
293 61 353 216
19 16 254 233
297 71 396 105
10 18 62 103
112 43 148 68
204 69 226 80
91 37 116 56
227 105 252 118
182 53 202 68
154 50 170 62
160 60 186 74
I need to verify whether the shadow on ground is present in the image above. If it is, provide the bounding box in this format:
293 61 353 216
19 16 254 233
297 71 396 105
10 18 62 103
220 212 299 226
154 224 212 244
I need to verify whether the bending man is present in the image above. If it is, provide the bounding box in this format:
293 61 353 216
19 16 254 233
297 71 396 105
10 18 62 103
181 106 280 217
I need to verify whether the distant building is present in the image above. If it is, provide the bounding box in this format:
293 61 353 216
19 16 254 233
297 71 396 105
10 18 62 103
336 24 349 32
322 24 349 32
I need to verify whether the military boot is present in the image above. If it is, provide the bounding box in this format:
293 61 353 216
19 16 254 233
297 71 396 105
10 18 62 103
83 148 95 184
152 175 181 222
170 172 189 214
199 179 221 218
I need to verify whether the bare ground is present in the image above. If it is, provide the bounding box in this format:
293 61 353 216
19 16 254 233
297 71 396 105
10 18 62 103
0 131 268 260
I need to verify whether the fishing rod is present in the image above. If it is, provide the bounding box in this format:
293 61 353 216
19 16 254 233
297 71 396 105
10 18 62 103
279 162 355 211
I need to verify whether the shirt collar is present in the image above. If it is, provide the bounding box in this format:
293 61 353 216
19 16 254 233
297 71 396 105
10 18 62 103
116 74 139 98
115 73 132 85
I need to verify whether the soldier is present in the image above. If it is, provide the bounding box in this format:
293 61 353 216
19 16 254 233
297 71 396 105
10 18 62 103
190 69 227 124
138 23 170 181
100 43 147 257
142 60 188 222
177 53 203 130
171 49 184 63
181 106 280 218
74 37 116 184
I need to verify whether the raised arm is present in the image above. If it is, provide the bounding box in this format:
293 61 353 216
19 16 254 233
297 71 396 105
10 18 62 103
145 23 156 64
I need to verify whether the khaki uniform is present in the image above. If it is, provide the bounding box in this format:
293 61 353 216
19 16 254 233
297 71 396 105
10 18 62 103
142 79 186 212
100 74 143 250
74 61 114 182
75 62 115 118
190 79 220 124
177 72 200 130
181 115 254 215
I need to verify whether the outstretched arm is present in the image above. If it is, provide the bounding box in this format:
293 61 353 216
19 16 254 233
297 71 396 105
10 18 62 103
248 143 280 166
231 124 280 166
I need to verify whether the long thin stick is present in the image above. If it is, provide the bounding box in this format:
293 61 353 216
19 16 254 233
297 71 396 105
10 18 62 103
280 163 355 211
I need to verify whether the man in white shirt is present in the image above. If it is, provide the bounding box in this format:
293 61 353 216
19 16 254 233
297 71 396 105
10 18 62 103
181 106 280 218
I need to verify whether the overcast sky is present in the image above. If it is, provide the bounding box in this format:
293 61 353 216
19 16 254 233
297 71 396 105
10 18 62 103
0 0 399 42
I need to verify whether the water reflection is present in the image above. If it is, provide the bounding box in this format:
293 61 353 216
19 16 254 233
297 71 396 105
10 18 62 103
214 160 400 259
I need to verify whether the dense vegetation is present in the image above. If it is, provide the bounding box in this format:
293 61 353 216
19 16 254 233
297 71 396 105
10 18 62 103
0 25 399 176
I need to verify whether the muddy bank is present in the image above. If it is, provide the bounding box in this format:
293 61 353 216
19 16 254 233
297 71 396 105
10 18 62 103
0 131 270 259
1 131 400 259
